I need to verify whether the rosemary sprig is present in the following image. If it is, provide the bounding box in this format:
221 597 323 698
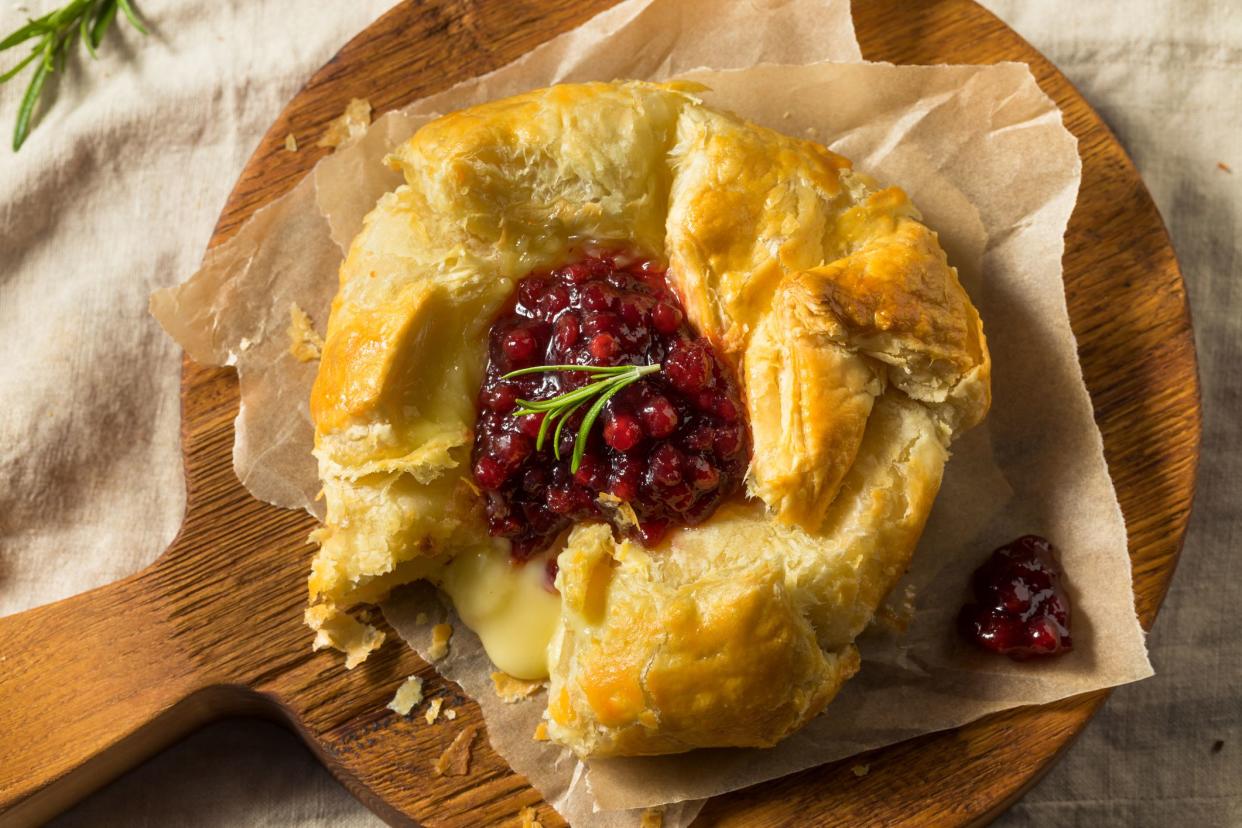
502 363 660 473
1 0 148 151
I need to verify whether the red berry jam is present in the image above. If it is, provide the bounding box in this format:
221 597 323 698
958 535 1073 660
471 250 750 560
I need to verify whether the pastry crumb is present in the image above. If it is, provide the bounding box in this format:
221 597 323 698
433 726 478 777
428 623 453 661
1219 161 1233 173
284 132 298 152
305 605 383 668
492 671 545 703
425 698 444 724
533 721 549 741
519 805 544 828
415 612 429 625
851 763 870 777
874 584 918 634
318 98 372 149
596 492 640 530
288 303 324 362
445 708 457 720
386 676 424 716
639 806 664 828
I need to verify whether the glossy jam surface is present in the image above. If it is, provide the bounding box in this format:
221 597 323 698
958 535 1073 660
471 251 749 560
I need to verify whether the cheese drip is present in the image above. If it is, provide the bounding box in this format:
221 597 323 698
441 543 561 680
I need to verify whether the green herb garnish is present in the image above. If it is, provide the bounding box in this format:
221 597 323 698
2 0 149 151
501 363 660 473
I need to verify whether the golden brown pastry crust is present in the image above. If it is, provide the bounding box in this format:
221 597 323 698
307 81 990 757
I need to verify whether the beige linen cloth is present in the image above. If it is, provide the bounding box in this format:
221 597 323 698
0 0 1236 825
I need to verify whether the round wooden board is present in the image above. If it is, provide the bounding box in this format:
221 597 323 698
0 1 1201 826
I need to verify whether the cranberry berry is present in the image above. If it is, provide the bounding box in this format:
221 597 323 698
958 535 1073 660
470 250 750 560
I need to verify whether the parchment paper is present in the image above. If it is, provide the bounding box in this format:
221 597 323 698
151 0 1152 823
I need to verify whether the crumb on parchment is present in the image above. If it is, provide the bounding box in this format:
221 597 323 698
1219 161 1233 173
428 623 453 661
415 612 429 625
519 805 544 828
386 676 424 716
639 807 664 828
492 671 546 703
874 584 918 634
288 303 324 362
533 721 549 741
318 98 372 149
433 726 479 777
425 698 444 724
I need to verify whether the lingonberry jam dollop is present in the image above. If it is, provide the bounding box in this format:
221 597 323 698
471 250 750 560
958 535 1073 660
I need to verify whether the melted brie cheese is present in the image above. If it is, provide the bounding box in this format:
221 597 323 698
440 542 561 680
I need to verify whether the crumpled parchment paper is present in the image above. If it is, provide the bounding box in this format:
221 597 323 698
151 0 1151 824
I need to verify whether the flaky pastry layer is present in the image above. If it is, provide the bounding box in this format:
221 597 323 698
306 81 990 757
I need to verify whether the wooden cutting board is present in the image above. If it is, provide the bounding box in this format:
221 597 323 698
0 1 1201 825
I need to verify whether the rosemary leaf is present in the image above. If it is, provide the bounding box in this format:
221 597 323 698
14 56 49 151
552 401 586 461
116 0 147 36
501 363 631 379
572 376 633 473
501 362 661 472
0 20 50 52
1 0 149 151
0 47 39 84
90 0 119 54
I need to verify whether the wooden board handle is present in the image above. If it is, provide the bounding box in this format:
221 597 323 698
0 571 234 825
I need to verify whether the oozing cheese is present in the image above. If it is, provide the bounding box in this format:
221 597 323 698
440 542 561 680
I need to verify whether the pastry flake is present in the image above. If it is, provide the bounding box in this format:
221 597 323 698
318 98 371 149
491 671 545 703
433 726 478 777
288 302 323 362
427 623 452 662
386 676 424 716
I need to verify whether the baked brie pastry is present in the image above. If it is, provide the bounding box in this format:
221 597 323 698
306 80 990 757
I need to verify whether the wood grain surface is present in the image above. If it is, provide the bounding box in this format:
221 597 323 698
0 1 1201 826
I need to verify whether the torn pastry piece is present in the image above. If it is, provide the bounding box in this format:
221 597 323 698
306 80 990 757
318 97 372 149
492 672 545 703
427 623 452 662
433 726 478 777
305 604 383 669
386 676 424 716
288 303 324 362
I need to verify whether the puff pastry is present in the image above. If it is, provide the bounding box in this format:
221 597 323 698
307 80 990 757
